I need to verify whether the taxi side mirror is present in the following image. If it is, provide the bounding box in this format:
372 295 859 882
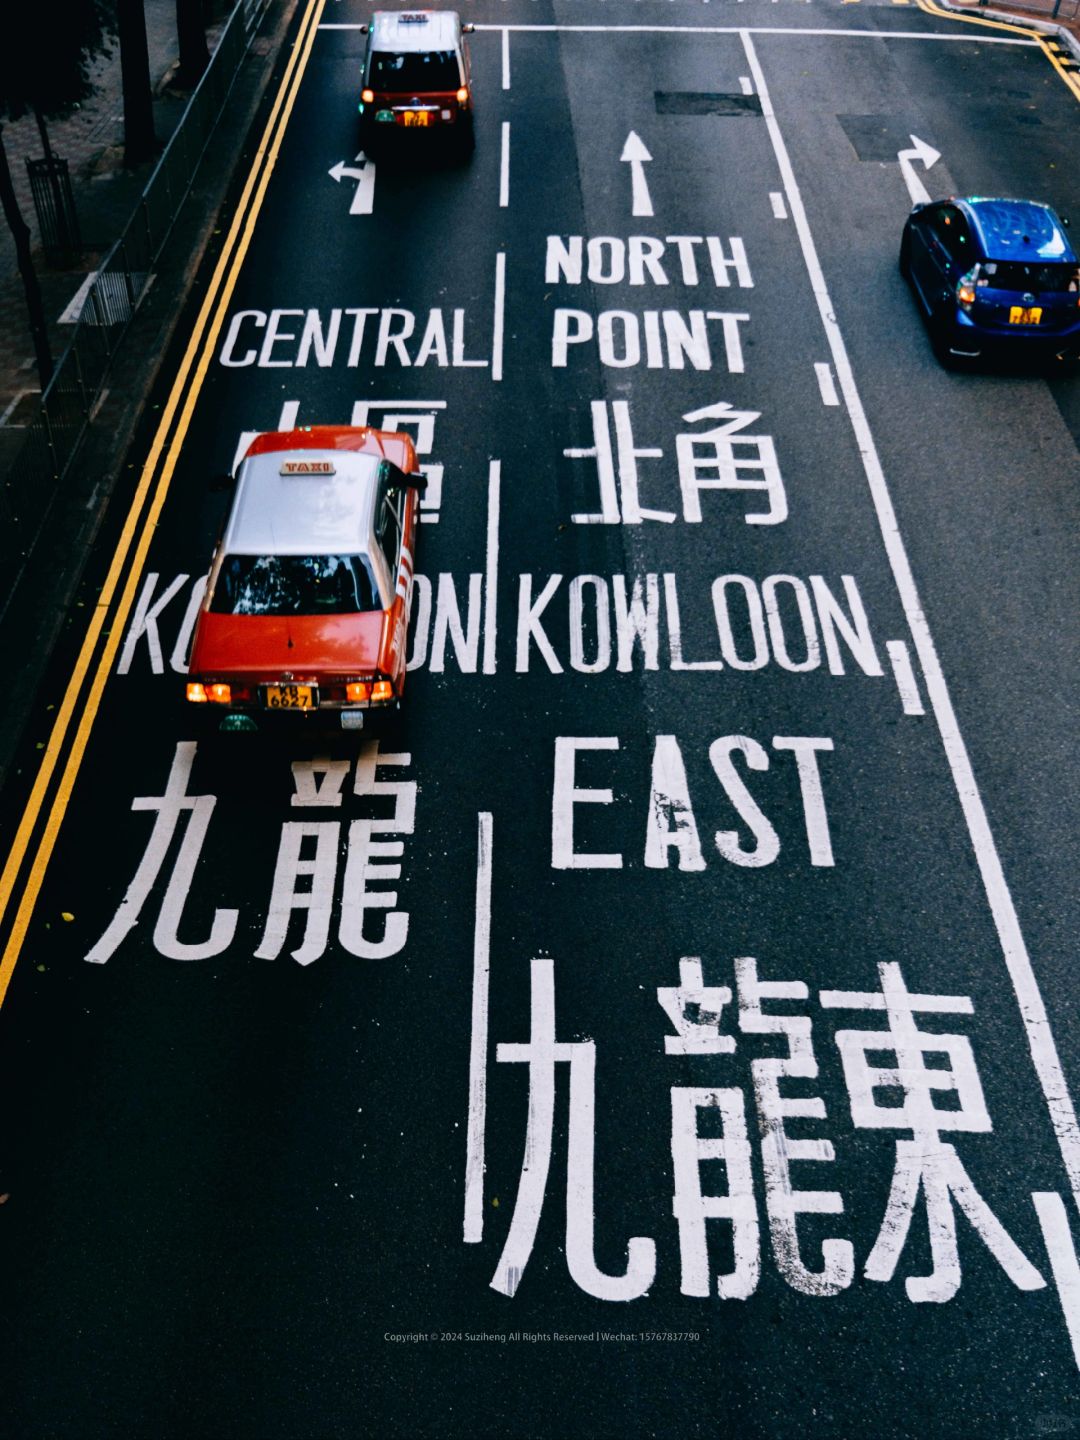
462 22 475 32
406 471 428 494
359 22 368 32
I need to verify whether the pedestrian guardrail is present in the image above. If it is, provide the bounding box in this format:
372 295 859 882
0 0 273 619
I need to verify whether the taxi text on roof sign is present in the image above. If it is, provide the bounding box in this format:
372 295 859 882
279 460 337 475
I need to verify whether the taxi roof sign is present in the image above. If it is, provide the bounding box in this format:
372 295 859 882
400 11 429 19
279 459 336 475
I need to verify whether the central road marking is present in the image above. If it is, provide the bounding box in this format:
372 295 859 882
741 29 1080 1230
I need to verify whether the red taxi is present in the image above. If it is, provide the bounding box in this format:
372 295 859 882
186 426 424 733
358 10 475 151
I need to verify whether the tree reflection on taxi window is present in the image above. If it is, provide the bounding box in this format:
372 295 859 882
210 554 380 616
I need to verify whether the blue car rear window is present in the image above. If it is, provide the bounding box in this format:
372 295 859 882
971 202 1072 262
979 262 1080 293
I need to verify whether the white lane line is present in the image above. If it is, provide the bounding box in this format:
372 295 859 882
464 812 494 1244
742 28 1080 1224
500 121 510 207
1034 1193 1080 1369
484 460 501 675
770 190 787 219
320 23 1035 43
492 251 506 382
814 361 839 406
739 75 753 94
502 26 511 88
886 639 925 716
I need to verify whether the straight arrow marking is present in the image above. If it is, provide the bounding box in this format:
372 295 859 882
620 131 654 218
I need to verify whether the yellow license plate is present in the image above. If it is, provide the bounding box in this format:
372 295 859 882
264 684 315 710
402 110 430 127
1008 306 1042 325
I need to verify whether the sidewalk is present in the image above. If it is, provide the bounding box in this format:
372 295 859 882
0 0 225 439
0 0 294 794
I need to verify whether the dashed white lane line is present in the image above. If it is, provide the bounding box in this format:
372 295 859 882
1034 1193 1080 1371
484 460 501 676
886 640 925 716
492 251 506 382
500 121 510 207
770 190 787 218
743 27 1080 1231
502 25 511 88
740 74 753 93
464 812 494 1244
814 361 839 406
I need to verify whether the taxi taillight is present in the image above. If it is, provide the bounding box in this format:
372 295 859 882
187 683 207 703
371 680 394 704
361 88 374 103
208 683 232 704
346 681 371 702
456 86 469 104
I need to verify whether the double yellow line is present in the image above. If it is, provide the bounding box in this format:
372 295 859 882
0 0 327 1008
917 0 1080 102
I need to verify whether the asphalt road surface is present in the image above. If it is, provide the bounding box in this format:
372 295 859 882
2 0 1080 1436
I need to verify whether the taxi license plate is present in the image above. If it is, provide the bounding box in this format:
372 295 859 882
1008 306 1042 326
402 110 430 127
264 684 315 711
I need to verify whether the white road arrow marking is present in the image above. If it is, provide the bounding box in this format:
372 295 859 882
328 151 377 215
620 131 654 218
897 134 940 207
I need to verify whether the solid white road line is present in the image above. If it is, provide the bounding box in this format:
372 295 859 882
502 26 511 88
464 812 494 1244
886 640 925 716
742 29 1080 1229
500 121 510 207
492 251 506 382
1034 1193 1080 1370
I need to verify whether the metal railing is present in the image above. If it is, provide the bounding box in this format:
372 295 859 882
0 0 272 612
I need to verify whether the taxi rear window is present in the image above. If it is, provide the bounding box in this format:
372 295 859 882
211 554 380 616
371 50 460 92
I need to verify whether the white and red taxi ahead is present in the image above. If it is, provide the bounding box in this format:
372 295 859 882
186 426 424 732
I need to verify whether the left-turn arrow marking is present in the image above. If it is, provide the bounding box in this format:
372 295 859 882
329 152 377 215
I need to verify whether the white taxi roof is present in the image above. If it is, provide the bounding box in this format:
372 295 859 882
223 450 381 556
369 10 462 52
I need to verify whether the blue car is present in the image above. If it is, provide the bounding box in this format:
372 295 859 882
899 197 1080 367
